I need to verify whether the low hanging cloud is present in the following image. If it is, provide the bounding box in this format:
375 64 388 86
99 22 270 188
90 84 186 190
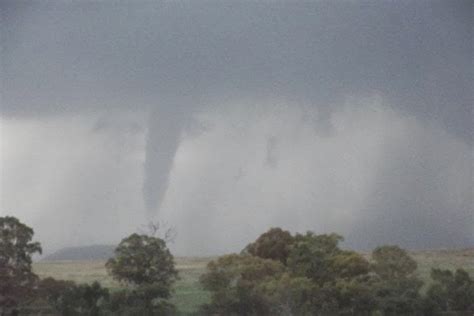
1 1 472 255
159 97 473 255
1 96 472 255
0 112 148 251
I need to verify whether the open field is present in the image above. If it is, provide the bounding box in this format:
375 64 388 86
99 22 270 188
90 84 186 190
33 249 474 315
409 249 474 288
33 257 212 315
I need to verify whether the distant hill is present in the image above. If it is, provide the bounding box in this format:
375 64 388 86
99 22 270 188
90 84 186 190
42 245 116 261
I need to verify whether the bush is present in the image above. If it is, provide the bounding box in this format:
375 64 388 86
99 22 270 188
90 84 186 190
105 285 176 316
37 278 109 316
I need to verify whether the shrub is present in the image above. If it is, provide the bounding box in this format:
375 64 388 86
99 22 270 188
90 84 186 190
37 278 109 316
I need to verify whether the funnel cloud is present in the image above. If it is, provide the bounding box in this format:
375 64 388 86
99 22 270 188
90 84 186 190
0 0 472 255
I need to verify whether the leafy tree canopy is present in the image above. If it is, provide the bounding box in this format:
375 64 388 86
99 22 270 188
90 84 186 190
200 254 285 315
38 278 109 316
287 232 345 283
371 245 418 280
425 268 474 313
243 227 294 264
0 216 42 309
106 233 178 293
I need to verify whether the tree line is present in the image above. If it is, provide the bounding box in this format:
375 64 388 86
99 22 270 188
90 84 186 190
1 216 473 315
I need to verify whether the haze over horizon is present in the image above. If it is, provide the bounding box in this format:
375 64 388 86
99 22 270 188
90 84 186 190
1 0 472 256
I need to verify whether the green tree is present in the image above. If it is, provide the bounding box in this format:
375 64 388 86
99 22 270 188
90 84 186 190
287 232 344 283
243 227 294 264
331 275 379 315
203 230 379 315
329 250 370 280
285 233 374 314
258 273 317 315
0 216 42 313
200 254 284 315
201 228 433 316
371 245 423 315
424 268 474 314
106 233 177 289
38 278 109 316
372 276 423 315
371 245 417 280
105 233 178 315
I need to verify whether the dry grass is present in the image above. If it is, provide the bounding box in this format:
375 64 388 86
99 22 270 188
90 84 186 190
33 257 211 286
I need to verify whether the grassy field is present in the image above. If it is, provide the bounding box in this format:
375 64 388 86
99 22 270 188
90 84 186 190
409 249 474 291
33 249 474 315
33 257 212 315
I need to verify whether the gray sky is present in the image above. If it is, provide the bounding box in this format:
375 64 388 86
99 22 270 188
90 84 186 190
1 0 472 255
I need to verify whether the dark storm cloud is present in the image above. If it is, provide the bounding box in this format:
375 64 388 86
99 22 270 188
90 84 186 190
1 0 472 253
2 0 471 137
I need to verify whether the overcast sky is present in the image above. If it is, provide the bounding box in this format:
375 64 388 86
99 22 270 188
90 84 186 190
1 0 472 255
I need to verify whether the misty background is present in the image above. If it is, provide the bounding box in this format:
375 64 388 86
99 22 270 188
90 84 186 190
0 0 472 256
